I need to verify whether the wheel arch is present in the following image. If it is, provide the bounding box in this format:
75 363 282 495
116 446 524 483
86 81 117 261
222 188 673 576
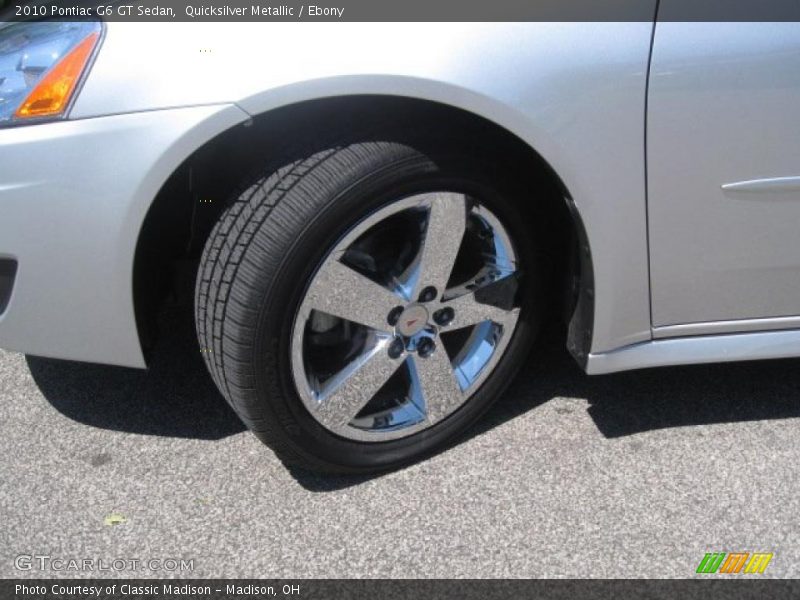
133 89 594 365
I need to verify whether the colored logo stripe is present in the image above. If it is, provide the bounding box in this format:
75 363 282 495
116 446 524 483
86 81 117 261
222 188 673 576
697 553 726 574
719 553 749 573
744 553 773 574
696 552 773 574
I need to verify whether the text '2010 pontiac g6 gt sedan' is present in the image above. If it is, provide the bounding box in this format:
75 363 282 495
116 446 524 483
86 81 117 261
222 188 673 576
1 11 799 472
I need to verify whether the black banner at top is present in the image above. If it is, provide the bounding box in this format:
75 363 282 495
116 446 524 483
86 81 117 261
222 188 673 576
2 0 800 22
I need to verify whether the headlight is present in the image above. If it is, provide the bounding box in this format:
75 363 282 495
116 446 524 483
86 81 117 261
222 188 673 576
0 21 102 126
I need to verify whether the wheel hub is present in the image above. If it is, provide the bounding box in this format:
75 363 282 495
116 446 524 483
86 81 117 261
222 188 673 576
394 303 430 337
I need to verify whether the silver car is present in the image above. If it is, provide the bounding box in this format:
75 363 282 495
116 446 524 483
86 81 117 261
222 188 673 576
1 17 799 472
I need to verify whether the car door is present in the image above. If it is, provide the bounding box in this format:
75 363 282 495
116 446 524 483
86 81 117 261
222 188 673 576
648 4 800 336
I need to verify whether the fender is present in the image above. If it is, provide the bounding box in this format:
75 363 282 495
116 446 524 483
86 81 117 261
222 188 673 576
74 21 655 356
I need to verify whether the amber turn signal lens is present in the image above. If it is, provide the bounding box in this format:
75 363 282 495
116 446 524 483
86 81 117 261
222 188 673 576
14 31 100 119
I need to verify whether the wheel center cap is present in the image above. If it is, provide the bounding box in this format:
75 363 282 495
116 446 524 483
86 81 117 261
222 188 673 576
396 304 429 337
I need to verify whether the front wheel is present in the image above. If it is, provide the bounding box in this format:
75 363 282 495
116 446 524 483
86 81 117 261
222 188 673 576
195 138 544 473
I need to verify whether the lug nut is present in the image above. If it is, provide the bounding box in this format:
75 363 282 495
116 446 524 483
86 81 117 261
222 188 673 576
387 306 404 326
388 337 405 359
433 307 455 326
417 337 436 358
418 286 437 302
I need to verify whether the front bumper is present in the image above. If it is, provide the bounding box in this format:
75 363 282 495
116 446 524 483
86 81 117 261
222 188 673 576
0 104 248 367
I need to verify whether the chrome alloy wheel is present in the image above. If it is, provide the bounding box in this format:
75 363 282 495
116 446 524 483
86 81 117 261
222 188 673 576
290 192 522 442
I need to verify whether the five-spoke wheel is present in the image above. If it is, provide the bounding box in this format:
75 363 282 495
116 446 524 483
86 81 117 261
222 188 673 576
195 136 541 472
292 192 521 441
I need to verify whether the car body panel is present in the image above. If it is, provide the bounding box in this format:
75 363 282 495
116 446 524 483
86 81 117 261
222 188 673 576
648 22 800 329
0 104 248 367
73 22 656 355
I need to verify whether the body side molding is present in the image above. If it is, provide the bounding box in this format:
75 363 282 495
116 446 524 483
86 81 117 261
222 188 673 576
722 176 800 194
653 315 800 338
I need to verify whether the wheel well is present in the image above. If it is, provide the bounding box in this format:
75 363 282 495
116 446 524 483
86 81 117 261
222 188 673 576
133 96 589 361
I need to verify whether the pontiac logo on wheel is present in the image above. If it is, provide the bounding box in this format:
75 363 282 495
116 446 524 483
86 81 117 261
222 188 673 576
396 305 429 337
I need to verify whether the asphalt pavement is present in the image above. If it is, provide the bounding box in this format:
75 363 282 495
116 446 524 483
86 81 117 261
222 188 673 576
1 308 799 578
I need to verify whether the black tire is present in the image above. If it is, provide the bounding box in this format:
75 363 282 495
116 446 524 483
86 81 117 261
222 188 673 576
195 134 545 473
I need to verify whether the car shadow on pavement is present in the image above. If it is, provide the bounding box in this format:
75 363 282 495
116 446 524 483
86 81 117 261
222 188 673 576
25 310 800 489
483 326 800 435
26 306 246 440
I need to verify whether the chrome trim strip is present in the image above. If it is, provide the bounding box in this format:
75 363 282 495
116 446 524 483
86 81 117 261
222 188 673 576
653 316 800 338
721 176 800 194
